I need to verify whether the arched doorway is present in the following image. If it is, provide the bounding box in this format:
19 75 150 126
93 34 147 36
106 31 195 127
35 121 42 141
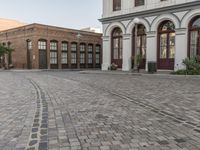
111 27 123 68
132 24 146 69
158 20 175 70
189 16 200 57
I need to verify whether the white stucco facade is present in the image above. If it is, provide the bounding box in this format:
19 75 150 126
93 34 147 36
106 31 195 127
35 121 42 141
100 0 200 71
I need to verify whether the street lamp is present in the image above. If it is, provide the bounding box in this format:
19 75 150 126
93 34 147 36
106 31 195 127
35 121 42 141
133 17 140 71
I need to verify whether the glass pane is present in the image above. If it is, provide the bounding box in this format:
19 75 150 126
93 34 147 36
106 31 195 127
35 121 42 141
88 45 93 52
96 46 100 53
80 53 85 64
192 18 200 28
190 31 198 57
62 43 68 51
169 46 175 58
88 53 93 64
80 44 85 52
141 35 146 58
169 33 175 46
161 21 175 31
71 44 77 52
96 54 100 64
160 34 167 47
113 38 119 59
61 52 67 64
160 47 167 58
28 41 32 50
119 38 122 59
50 51 57 64
160 34 167 58
169 33 175 58
113 28 122 36
50 42 57 50
38 41 46 50
71 53 76 64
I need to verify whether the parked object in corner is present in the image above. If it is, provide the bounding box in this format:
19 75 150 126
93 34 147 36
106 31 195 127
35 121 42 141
108 63 118 70
148 61 157 74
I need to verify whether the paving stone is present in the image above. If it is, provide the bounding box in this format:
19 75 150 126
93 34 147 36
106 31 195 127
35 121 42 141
29 140 37 146
1 71 200 150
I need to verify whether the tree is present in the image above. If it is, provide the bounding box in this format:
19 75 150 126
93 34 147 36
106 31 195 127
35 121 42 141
0 44 14 69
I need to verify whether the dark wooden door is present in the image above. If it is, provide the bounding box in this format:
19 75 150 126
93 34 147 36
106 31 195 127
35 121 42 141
158 33 175 70
133 35 146 69
39 50 47 69
112 37 122 68
27 49 32 69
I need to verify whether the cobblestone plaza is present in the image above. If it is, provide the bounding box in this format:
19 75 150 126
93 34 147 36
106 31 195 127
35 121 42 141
0 71 200 150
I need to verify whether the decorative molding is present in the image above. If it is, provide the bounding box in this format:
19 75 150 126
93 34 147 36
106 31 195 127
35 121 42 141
100 1 200 23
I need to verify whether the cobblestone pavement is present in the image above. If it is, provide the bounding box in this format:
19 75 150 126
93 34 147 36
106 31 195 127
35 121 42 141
0 71 200 150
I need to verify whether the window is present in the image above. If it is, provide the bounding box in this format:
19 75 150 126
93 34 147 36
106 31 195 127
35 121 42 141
159 21 175 59
133 24 146 59
61 42 68 64
112 28 123 59
28 41 32 50
38 41 46 50
71 43 77 64
189 16 200 57
50 41 58 64
88 45 93 64
96 45 101 64
80 44 86 64
113 0 121 11
158 20 175 69
135 0 144 7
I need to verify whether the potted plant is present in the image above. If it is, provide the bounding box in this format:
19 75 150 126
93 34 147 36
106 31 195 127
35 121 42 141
108 63 118 70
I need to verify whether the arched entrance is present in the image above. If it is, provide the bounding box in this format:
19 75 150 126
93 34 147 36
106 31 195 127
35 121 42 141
158 20 175 70
132 24 146 69
111 27 123 68
189 16 200 57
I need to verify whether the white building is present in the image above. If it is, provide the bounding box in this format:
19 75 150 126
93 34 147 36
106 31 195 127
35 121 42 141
100 0 200 71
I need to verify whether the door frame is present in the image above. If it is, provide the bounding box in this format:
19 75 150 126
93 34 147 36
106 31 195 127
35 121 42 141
132 24 146 69
39 50 47 69
111 27 123 68
157 22 175 70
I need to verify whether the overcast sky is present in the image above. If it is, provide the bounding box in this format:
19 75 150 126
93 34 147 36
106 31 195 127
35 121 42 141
0 0 102 30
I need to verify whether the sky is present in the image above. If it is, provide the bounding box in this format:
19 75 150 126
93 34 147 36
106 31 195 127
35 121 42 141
0 0 102 30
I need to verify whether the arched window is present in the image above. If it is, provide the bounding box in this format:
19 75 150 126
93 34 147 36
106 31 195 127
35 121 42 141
96 45 101 67
112 27 123 68
80 43 86 67
189 16 200 57
158 20 175 70
50 41 58 69
132 24 146 69
61 42 68 65
71 43 77 66
88 44 93 67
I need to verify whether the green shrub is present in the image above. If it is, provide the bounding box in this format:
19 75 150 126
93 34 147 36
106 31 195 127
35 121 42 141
174 56 200 75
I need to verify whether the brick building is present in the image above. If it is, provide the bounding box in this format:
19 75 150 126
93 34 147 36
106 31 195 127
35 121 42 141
0 23 102 69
